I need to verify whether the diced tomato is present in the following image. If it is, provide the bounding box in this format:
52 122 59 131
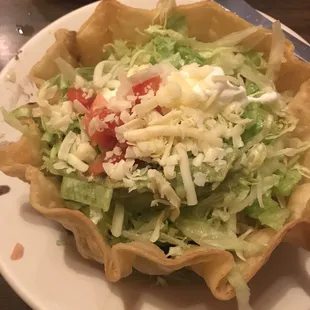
83 113 118 150
115 141 128 150
91 93 108 111
155 106 163 114
92 131 117 151
132 76 162 96
88 155 105 176
132 76 162 105
67 88 96 109
83 94 122 151
90 94 120 132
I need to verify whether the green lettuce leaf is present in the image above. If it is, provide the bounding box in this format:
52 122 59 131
191 150 237 184
76 67 95 81
244 51 267 71
245 80 259 95
166 12 188 36
245 195 290 230
274 168 301 196
176 44 207 66
60 177 113 211
242 103 269 142
43 73 69 92
147 35 177 64
1 108 29 134
210 51 244 75
175 216 264 253
12 106 33 119
227 266 253 310
89 206 104 224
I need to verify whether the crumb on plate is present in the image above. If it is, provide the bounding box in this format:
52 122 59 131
10 243 24 261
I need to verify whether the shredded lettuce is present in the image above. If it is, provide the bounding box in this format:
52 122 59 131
150 211 167 242
228 266 253 310
160 232 189 250
122 230 152 243
166 12 188 36
143 34 207 68
245 80 259 95
191 151 237 184
43 74 69 91
203 26 259 49
211 51 245 75
242 103 269 143
275 168 301 196
245 51 267 71
12 106 32 118
175 217 264 254
41 132 54 143
1 107 29 134
76 67 95 81
54 57 76 83
245 195 290 230
60 177 113 211
239 64 269 89
96 212 112 236
89 207 104 225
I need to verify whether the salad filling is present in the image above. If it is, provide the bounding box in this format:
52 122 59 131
4 8 310 308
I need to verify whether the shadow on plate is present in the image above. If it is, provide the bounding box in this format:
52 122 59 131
249 243 310 310
19 202 63 232
19 201 310 309
62 234 106 282
108 244 310 310
59 228 310 310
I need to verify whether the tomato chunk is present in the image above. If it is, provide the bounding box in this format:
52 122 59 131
67 88 95 109
83 94 122 151
132 76 162 105
88 155 105 176
92 131 117 151
132 76 162 96
83 113 118 151
91 93 108 111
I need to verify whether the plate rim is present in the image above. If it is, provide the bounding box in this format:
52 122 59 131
0 1 99 81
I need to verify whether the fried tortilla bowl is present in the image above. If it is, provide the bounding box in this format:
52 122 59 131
2 0 310 303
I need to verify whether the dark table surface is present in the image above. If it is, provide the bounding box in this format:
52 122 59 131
1 0 310 309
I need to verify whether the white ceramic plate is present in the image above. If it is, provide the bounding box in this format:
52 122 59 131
1 1 310 310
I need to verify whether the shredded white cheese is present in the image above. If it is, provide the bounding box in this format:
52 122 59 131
73 142 97 163
147 169 181 220
124 125 218 144
103 159 134 181
193 172 207 187
67 154 89 172
58 131 77 161
75 75 85 88
111 202 125 238
150 211 166 242
174 143 198 206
